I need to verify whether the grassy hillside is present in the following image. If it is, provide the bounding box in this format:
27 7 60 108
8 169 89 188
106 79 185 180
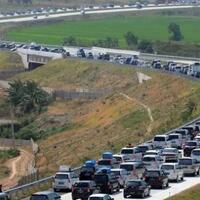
7 15 200 48
166 184 200 200
0 51 23 70
12 58 200 175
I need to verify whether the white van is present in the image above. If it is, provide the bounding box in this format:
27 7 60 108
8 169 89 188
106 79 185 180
142 155 164 170
120 147 142 161
191 148 200 163
168 133 184 149
120 162 144 179
153 135 170 148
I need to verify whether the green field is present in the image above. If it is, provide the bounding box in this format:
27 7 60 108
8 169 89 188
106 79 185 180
7 15 200 47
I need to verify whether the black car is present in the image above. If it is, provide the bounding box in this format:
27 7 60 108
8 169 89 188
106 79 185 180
144 169 169 189
124 180 151 198
79 166 96 180
94 170 120 194
71 181 99 200
183 141 199 157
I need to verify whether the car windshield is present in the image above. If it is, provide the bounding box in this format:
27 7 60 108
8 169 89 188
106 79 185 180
161 165 174 170
81 166 94 172
163 149 177 153
138 146 148 153
94 174 108 183
120 164 133 171
121 149 133 154
55 174 69 179
145 171 160 177
74 182 90 187
30 195 48 200
89 198 104 200
179 159 192 165
192 150 200 156
127 181 141 187
112 171 120 176
143 157 156 162
169 135 179 140
113 156 122 162
98 160 111 165
154 136 165 141
185 142 197 146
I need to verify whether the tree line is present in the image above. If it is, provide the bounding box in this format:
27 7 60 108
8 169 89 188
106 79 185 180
63 22 184 53
7 0 32 4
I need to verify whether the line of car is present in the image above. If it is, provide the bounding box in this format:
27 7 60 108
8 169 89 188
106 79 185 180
1 41 200 81
26 119 200 200
0 2 195 19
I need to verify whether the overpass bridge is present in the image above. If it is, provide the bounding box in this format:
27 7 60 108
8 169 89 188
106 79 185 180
17 48 64 70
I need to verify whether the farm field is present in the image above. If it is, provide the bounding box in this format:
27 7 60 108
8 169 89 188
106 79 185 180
6 15 200 47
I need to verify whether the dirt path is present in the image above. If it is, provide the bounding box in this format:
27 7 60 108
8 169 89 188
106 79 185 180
0 148 34 190
120 93 154 134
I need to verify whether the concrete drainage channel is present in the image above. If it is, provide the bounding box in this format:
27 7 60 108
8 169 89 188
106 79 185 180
4 115 200 200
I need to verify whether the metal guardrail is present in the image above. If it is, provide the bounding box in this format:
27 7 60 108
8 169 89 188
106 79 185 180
5 167 81 199
4 115 200 199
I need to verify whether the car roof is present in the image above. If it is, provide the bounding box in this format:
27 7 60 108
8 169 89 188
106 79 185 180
154 134 167 137
111 168 124 171
146 150 159 153
0 193 7 197
120 162 139 165
163 148 176 150
89 194 107 197
76 180 92 183
162 163 177 166
143 154 159 157
192 148 200 151
33 191 54 195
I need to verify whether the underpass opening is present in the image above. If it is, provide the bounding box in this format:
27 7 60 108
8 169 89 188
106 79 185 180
28 62 44 70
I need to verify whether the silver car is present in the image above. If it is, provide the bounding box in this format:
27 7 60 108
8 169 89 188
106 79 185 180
111 168 129 188
179 158 200 176
161 163 184 182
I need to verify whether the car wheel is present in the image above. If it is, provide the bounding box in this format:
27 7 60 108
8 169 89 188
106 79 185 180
123 193 128 198
197 169 200 176
117 184 120 192
148 189 150 196
109 188 112 194
141 192 145 198
53 188 58 192
181 175 184 181
166 181 169 188
176 176 179 183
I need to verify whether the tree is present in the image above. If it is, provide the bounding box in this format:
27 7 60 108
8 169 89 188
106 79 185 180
63 36 77 46
124 31 138 46
137 40 154 53
168 22 183 41
8 80 52 114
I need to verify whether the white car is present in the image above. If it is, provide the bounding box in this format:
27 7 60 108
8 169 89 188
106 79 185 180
120 147 142 161
161 148 181 162
53 171 79 191
191 148 200 163
111 168 129 187
168 133 184 149
89 194 114 200
194 135 200 144
161 163 184 182
153 134 170 148
120 162 145 179
142 155 164 170
113 154 129 164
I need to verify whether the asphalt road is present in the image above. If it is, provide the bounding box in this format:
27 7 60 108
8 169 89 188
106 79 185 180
0 5 198 24
60 176 200 200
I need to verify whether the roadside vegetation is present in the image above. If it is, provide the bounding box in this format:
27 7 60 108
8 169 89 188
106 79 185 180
166 184 200 200
6 9 200 56
6 58 200 175
0 51 23 70
0 148 20 160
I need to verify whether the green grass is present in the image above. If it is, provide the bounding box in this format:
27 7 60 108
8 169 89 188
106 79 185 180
166 184 200 200
0 149 20 160
7 15 200 47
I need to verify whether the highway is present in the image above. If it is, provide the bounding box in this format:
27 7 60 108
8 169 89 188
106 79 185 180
0 5 198 24
60 176 200 200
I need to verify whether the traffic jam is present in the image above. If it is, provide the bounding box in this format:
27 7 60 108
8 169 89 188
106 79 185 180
29 119 200 200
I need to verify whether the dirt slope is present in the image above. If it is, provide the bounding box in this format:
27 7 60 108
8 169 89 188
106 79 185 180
11 58 200 175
